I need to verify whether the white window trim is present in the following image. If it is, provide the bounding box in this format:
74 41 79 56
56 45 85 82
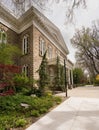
22 34 29 55
0 29 7 44
48 45 53 59
39 37 46 56
22 65 29 77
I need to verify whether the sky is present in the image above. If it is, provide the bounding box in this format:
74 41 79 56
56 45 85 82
44 0 99 63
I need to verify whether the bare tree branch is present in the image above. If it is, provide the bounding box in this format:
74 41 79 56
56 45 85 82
71 25 99 76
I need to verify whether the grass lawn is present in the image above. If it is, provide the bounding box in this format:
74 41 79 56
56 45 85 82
0 94 62 130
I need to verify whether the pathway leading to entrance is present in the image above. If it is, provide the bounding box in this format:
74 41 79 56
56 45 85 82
26 87 99 130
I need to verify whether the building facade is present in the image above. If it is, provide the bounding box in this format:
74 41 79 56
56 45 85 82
0 4 73 88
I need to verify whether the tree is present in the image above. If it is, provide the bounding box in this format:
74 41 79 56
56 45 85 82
54 56 61 90
0 43 21 91
0 43 20 65
34 0 86 20
0 0 86 23
73 68 84 86
54 57 65 91
33 0 86 22
39 51 49 96
60 65 65 91
71 26 99 77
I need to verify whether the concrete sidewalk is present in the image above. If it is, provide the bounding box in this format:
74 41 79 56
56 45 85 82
56 86 99 98
26 97 99 130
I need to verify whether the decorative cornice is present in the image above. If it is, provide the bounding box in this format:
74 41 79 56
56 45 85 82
0 6 69 55
33 21 67 57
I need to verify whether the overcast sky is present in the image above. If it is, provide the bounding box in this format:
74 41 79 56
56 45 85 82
44 0 99 63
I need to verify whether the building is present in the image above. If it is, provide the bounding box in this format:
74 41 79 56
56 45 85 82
0 1 73 88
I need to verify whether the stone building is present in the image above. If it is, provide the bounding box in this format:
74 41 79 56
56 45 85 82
0 2 73 88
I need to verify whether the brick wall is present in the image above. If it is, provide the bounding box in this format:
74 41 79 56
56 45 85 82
33 26 66 80
7 28 19 46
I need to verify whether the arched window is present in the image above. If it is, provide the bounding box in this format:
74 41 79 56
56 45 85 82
0 29 7 44
39 37 46 56
48 45 53 59
22 65 29 77
22 34 29 55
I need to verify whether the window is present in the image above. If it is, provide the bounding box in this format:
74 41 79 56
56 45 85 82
22 35 29 55
0 29 7 44
39 37 46 56
48 45 53 59
22 65 29 77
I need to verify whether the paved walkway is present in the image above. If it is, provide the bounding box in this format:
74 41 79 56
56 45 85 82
57 86 99 98
26 87 99 130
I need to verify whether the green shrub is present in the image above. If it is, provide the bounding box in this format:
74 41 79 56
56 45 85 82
15 118 27 127
31 110 40 117
13 74 29 91
39 107 48 114
0 94 62 129
94 79 99 85
54 96 62 104
44 90 52 96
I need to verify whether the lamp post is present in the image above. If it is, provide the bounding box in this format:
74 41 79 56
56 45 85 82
64 59 67 97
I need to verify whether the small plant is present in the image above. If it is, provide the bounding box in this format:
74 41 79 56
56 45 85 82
15 118 27 127
31 110 40 117
39 107 47 114
0 94 62 129
54 96 62 104
13 74 29 92
44 90 52 96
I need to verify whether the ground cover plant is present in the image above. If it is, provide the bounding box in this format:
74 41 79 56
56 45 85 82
0 94 62 130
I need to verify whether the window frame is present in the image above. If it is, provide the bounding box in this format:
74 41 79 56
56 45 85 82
0 29 7 44
39 37 46 56
48 45 53 59
22 34 29 55
22 64 29 77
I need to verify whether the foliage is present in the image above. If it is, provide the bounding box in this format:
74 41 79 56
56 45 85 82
53 96 62 104
93 79 99 86
31 110 40 117
39 107 47 114
54 57 65 91
55 57 61 88
0 94 62 129
0 43 21 95
0 89 14 96
15 118 27 127
0 43 21 65
44 90 52 96
71 26 99 78
13 74 29 92
60 65 65 91
38 51 50 96
73 68 84 85
0 64 21 96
